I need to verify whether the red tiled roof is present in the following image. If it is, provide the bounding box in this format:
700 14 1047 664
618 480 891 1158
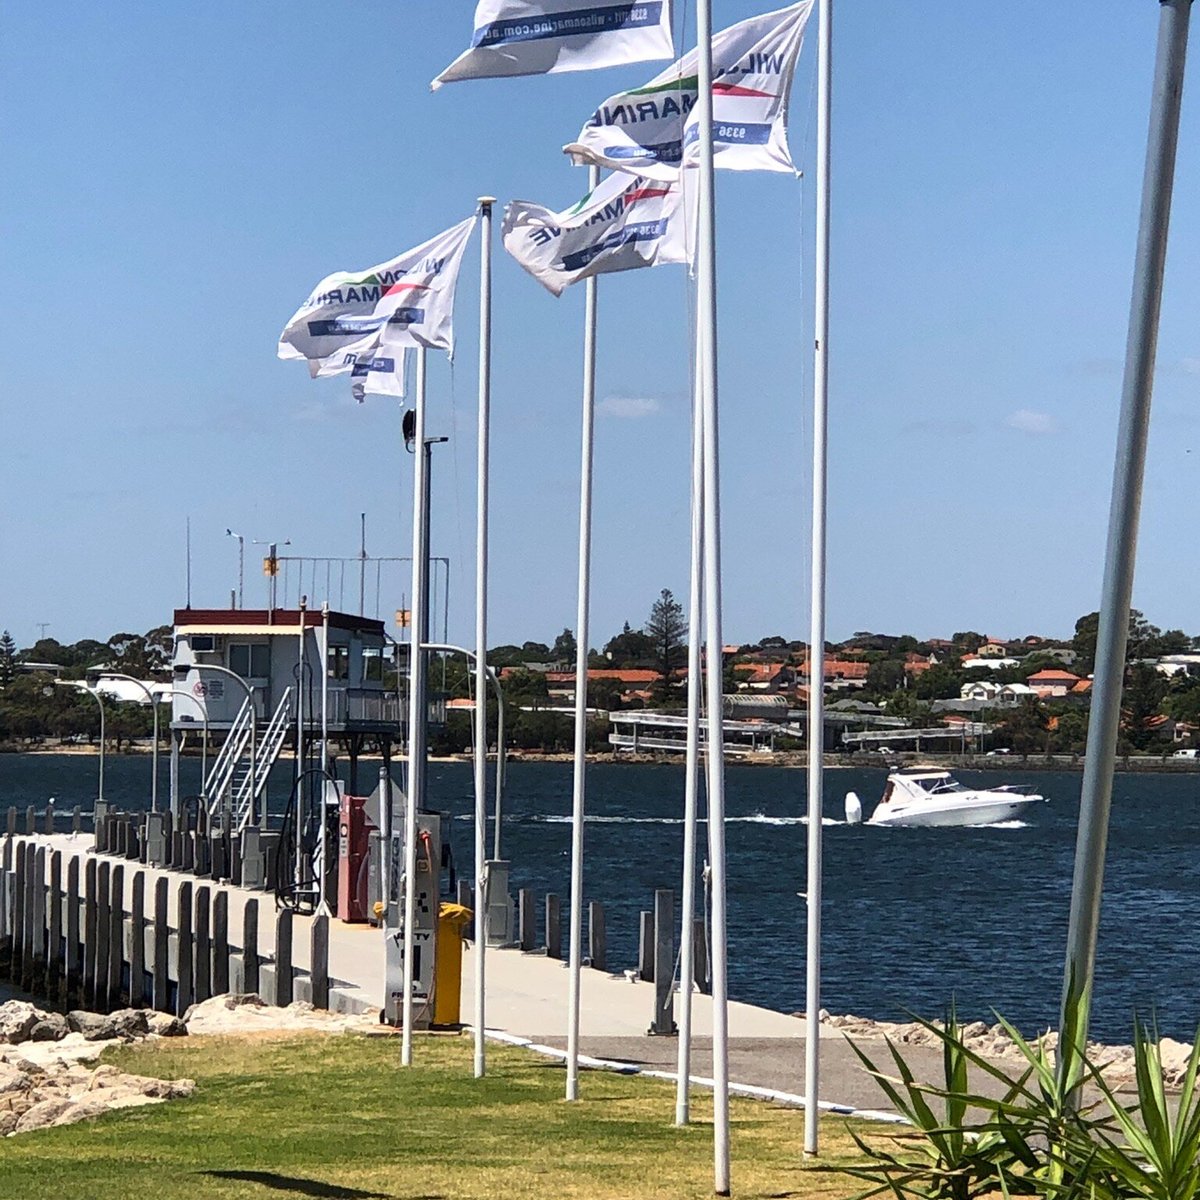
1027 669 1081 683
543 669 660 685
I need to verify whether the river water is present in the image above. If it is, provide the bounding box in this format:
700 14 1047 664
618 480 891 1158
1 754 1196 1042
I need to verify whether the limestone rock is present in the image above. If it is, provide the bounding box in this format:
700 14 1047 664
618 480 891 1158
146 1012 187 1038
27 1013 69 1043
0 1062 31 1097
14 1097 73 1134
66 1011 117 1041
107 1009 151 1040
0 1002 44 1045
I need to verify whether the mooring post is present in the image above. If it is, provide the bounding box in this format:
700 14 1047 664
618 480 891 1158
0 837 12 955
311 914 329 1010
243 898 259 996
108 864 124 1004
588 900 606 972
175 881 194 1018
72 805 81 835
152 877 169 1012
94 859 111 1009
638 910 654 982
47 850 62 992
545 893 562 960
32 845 47 973
194 885 211 1003
65 855 80 997
6 807 16 837
649 888 676 1036
129 871 146 1007
43 801 55 836
12 841 26 982
83 857 98 1004
519 888 535 952
24 806 34 837
274 908 293 1006
694 917 709 994
212 891 229 995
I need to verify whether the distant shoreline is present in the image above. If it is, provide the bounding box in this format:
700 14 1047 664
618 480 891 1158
4 742 1200 773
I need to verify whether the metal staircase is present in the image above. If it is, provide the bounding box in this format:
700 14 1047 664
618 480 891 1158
203 688 294 831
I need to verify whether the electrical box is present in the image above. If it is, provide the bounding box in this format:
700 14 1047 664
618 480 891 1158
383 810 443 1028
337 792 376 922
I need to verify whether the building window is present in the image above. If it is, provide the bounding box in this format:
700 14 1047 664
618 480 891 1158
229 642 270 678
362 646 383 682
327 645 349 680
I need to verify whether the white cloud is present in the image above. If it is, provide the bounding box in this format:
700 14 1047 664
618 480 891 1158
598 395 661 419
1006 408 1058 435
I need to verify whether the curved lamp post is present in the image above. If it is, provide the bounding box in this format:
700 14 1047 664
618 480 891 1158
162 688 210 805
178 664 258 827
46 684 106 804
91 673 160 812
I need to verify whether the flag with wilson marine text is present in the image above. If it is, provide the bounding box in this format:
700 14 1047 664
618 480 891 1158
502 170 694 296
564 0 812 179
433 0 673 88
278 217 476 374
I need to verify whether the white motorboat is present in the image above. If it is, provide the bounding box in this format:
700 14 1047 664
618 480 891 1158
845 766 1044 829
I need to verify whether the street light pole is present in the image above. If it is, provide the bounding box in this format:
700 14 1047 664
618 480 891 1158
94 673 160 812
181 664 257 828
163 688 210 805
226 529 245 609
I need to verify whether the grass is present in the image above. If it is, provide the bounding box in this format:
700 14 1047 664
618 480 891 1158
0 1033 867 1200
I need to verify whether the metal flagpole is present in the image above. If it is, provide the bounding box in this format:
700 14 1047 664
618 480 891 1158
676 314 704 1127
566 164 601 1103
695 0 730 1187
401 345 430 1067
1059 0 1192 1091
804 0 832 1157
474 197 495 1080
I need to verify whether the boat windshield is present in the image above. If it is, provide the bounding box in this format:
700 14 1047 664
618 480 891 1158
916 776 966 795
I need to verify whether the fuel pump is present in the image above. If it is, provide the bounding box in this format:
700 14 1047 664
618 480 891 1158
383 810 444 1027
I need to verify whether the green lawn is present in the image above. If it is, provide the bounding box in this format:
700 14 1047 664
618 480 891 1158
0 1034 868 1199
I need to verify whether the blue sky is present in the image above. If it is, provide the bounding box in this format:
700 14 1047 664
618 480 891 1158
3 1 1199 651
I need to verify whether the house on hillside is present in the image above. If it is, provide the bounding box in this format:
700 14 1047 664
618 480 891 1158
1026 668 1083 698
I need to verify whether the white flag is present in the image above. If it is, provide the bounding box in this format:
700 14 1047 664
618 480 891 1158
502 171 694 297
564 1 812 179
433 0 673 89
312 342 410 401
278 217 476 373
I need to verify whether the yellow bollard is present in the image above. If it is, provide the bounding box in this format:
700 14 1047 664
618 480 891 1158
432 902 472 1027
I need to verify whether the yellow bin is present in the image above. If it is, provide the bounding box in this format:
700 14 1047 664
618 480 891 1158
433 902 473 1027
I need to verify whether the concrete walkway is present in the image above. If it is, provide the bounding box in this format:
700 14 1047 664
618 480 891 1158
25 835 984 1117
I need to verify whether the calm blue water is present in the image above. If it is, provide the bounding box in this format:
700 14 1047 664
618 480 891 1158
2 754 1196 1042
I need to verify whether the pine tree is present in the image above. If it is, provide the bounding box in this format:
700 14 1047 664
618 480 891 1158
0 630 16 690
647 589 686 699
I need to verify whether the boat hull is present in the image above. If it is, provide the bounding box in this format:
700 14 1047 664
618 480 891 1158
868 794 1042 828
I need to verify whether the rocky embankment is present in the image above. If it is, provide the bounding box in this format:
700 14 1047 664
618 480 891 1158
0 993 375 1137
821 1011 1195 1090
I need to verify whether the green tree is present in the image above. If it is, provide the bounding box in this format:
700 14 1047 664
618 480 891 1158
1124 662 1168 750
552 628 577 665
602 622 655 668
646 589 686 700
0 630 16 689
865 659 905 696
913 663 963 701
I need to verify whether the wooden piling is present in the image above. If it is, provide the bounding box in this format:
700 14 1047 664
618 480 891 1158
650 889 676 1035
152 877 170 1012
519 888 535 952
545 893 562 960
108 864 124 1004
274 908 293 1006
12 840 26 981
175 881 194 1017
94 860 111 1009
311 914 329 1009
212 891 229 995
65 856 80 997
242 898 259 995
129 871 146 1006
588 900 607 972
47 851 62 992
638 911 654 982
194 886 211 1003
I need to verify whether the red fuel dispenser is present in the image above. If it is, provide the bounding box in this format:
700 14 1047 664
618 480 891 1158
337 793 375 922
